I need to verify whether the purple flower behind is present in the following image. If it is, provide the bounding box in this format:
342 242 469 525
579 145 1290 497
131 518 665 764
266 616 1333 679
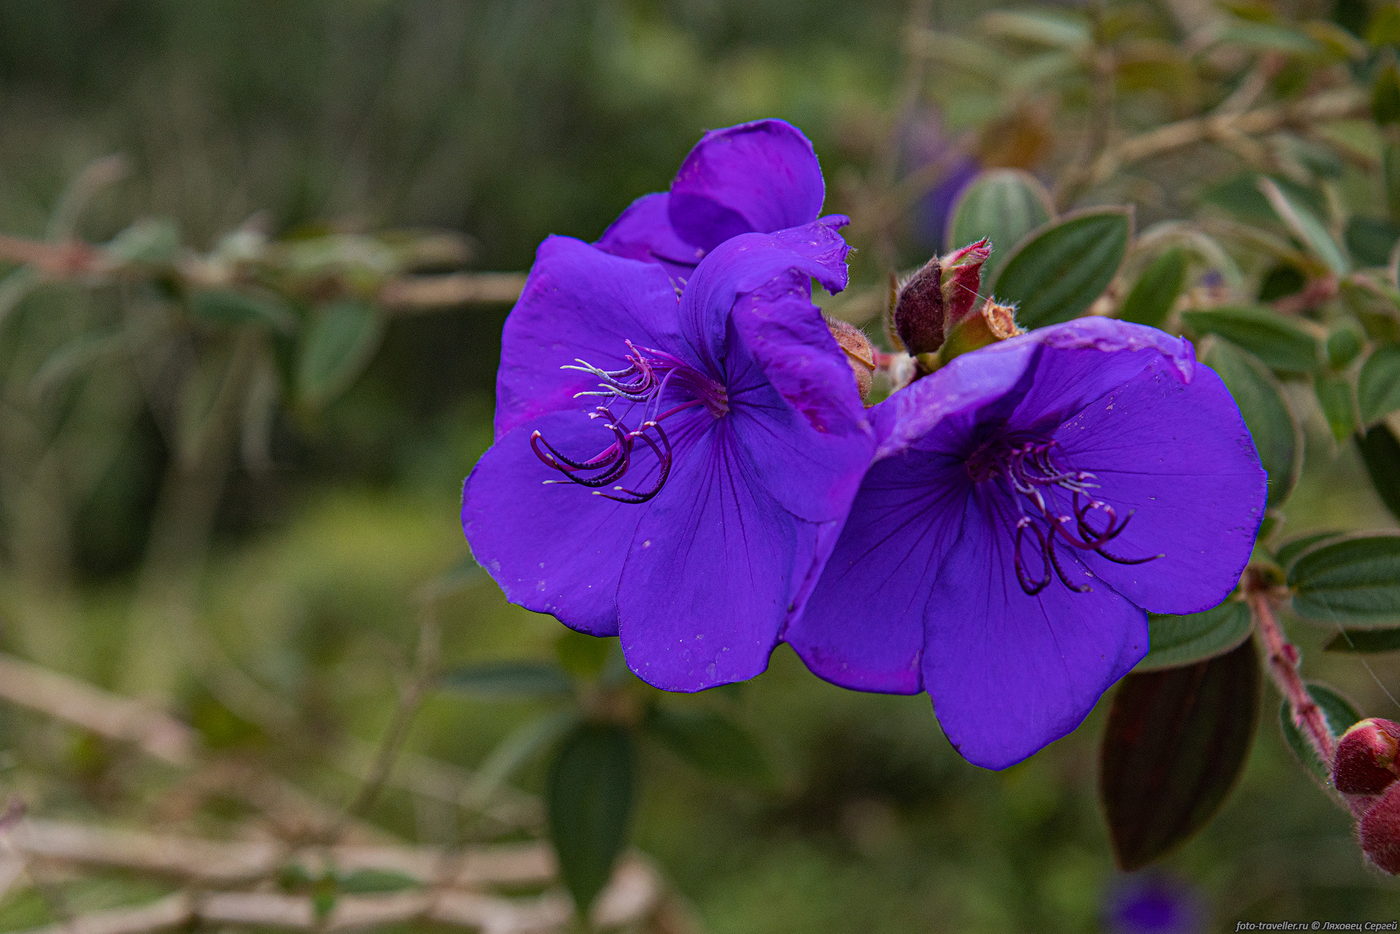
462 221 873 692
595 119 847 283
785 317 1266 769
1104 873 1204 934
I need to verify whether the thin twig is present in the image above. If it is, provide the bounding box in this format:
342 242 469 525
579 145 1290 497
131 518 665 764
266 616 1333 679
0 653 197 766
0 230 524 312
338 604 442 826
1084 87 1366 190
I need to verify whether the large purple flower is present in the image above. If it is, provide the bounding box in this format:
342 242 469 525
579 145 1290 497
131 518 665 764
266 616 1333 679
595 119 845 283
785 317 1266 769
462 221 873 691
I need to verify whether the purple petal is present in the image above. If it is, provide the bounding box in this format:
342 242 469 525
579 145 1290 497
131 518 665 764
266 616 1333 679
786 453 969 694
724 270 873 523
494 236 684 437
669 119 827 251
677 222 851 370
616 423 817 691
594 192 702 282
462 413 657 636
924 490 1148 770
1054 357 1266 614
1004 317 1196 429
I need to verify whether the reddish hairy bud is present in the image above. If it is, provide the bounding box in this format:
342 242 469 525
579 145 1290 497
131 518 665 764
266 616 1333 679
827 318 876 401
940 238 991 326
891 255 945 356
889 238 992 358
1360 781 1400 874
1334 718 1400 795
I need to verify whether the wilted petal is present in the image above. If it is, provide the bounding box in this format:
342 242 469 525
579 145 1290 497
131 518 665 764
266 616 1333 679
494 237 684 437
1055 357 1266 614
617 424 815 691
462 413 658 636
924 491 1149 770
669 119 826 251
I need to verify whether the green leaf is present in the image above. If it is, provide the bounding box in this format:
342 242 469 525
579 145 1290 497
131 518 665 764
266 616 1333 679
1099 638 1259 871
295 299 384 408
1374 59 1400 125
992 209 1132 327
1359 346 1400 424
1214 21 1324 55
439 661 573 698
1370 4 1400 45
1276 531 1345 570
1140 602 1252 671
1279 683 1361 781
105 218 181 265
1357 424 1400 523
1346 217 1400 268
1385 143 1400 222
547 722 635 915
1202 174 1323 225
1324 626 1400 653
189 289 296 334
1288 534 1400 623
645 706 775 789
1118 248 1187 327
945 169 1053 284
1185 306 1321 373
1258 178 1350 275
1326 327 1363 369
1314 371 1358 442
1205 342 1301 505
336 869 421 894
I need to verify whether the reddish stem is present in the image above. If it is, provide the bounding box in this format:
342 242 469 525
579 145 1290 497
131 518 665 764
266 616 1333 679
1246 579 1336 765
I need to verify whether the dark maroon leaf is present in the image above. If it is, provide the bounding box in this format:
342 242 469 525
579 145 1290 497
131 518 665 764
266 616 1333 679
1100 638 1259 871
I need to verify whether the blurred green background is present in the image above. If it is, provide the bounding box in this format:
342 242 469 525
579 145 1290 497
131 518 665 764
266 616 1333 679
0 1 1398 931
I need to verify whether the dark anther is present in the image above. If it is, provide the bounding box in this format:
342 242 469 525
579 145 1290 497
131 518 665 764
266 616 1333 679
977 435 1159 596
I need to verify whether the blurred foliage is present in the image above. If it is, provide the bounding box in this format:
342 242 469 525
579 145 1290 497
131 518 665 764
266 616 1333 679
1 0 1400 931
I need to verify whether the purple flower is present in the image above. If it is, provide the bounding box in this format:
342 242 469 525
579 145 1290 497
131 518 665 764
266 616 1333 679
785 317 1266 769
1104 873 1203 934
595 119 846 283
462 221 873 691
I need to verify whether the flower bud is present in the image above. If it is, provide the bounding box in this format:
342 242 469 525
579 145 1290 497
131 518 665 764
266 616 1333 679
891 256 945 356
938 299 1024 361
1360 780 1400 874
827 318 876 400
889 238 992 358
939 238 991 327
1334 718 1400 795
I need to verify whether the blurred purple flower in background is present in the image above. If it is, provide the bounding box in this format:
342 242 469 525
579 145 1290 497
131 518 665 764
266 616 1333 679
1104 873 1204 934
595 119 848 282
901 108 979 253
785 317 1266 769
462 220 873 691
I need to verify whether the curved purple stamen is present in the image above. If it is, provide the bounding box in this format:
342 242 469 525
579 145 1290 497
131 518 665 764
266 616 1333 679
532 341 726 504
971 435 1160 595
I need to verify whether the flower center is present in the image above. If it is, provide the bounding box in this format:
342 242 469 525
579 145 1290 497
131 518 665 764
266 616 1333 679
530 340 728 504
967 434 1158 596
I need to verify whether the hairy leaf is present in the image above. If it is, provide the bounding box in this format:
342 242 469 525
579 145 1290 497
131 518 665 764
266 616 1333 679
1288 534 1400 623
1100 638 1259 871
993 209 1132 327
945 169 1053 284
1140 602 1252 671
547 722 635 915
